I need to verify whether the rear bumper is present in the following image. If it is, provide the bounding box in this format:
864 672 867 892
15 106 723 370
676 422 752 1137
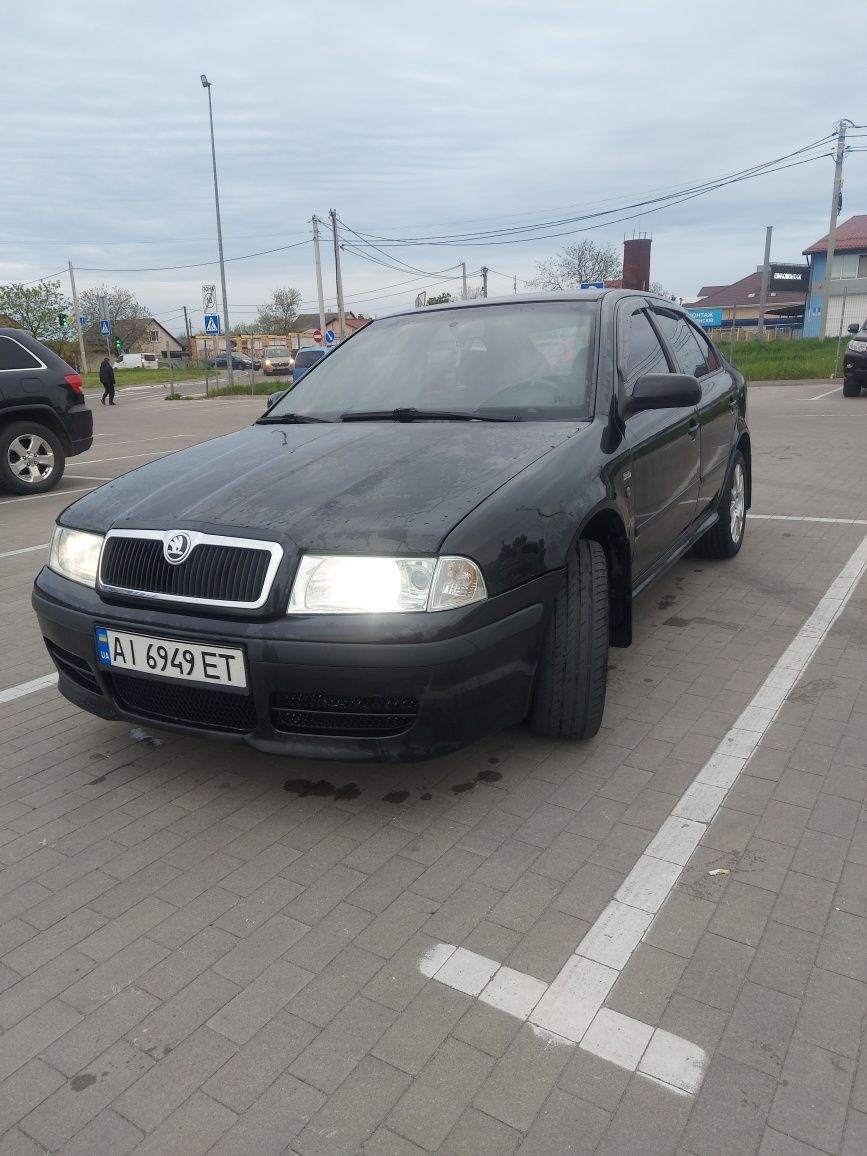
33 568 555 761
67 407 93 457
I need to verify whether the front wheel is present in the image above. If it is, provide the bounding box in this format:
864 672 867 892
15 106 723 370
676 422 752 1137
694 451 747 560
843 378 861 398
0 422 65 494
529 539 609 740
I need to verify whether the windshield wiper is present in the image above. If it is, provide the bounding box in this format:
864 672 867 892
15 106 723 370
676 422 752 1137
340 407 518 423
256 413 332 424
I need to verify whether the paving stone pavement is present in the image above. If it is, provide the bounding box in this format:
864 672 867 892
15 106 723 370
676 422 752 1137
2 383 867 1153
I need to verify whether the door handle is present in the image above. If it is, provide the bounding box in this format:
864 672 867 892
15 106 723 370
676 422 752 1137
728 396 738 412
688 419 699 439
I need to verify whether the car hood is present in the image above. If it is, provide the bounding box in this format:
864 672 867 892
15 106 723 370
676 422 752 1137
62 421 585 554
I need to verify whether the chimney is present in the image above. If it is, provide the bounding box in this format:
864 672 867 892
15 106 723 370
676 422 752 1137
622 237 652 291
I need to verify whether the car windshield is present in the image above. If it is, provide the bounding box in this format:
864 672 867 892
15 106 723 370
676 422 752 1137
269 301 597 421
265 347 289 357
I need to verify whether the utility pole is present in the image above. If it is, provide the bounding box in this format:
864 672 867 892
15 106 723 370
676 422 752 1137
756 226 773 340
481 267 488 299
68 261 87 374
99 294 111 359
513 274 517 295
200 75 233 385
818 119 852 340
329 210 346 341
312 216 327 341
182 306 192 362
461 262 468 301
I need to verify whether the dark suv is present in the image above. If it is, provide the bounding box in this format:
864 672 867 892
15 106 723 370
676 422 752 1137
844 321 867 396
0 328 93 494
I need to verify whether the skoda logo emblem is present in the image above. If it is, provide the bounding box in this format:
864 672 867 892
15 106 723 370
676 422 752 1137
164 532 192 565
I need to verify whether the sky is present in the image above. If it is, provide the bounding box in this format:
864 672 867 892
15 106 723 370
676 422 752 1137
2 0 865 336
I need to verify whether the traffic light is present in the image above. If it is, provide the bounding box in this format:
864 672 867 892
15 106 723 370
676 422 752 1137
58 313 68 329
114 338 122 351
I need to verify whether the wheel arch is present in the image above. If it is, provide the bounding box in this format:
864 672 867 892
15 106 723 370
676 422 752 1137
735 429 752 509
576 506 632 647
0 407 72 454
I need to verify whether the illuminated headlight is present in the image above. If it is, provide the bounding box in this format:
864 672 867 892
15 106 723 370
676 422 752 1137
849 340 867 353
288 555 487 614
264 359 273 366
48 526 104 587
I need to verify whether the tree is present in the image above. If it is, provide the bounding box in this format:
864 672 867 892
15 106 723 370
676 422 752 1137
649 281 677 301
528 241 622 291
79 284 151 348
0 280 71 343
257 287 303 334
426 292 454 306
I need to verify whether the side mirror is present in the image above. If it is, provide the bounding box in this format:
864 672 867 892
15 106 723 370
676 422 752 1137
848 323 860 334
624 373 701 415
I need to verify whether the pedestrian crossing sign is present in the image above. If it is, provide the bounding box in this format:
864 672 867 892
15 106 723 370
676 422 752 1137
204 314 220 334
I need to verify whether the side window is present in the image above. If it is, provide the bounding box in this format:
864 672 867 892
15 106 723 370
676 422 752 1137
690 325 720 373
0 336 42 371
653 310 712 378
621 308 669 393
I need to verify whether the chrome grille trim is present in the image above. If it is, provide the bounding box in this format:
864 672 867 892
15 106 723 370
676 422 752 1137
98 529 284 609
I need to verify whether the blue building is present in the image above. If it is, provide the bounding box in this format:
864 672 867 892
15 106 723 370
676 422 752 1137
803 214 867 337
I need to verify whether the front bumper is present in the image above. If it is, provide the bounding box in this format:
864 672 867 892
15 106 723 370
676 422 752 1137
844 349 867 384
33 568 556 761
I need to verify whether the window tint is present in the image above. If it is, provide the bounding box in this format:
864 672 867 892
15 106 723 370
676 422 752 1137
622 308 669 391
296 349 325 368
0 336 41 371
653 310 712 378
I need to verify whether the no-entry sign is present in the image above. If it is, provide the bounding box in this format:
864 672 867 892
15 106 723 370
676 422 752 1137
313 329 323 344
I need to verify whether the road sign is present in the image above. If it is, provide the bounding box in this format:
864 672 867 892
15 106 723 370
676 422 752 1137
686 307 723 329
579 282 605 290
202 284 217 313
313 329 323 344
324 329 335 346
204 314 220 335
79 316 87 327
100 320 111 336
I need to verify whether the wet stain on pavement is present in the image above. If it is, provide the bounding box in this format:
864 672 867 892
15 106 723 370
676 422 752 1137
382 790 410 805
69 1074 97 1092
283 779 361 800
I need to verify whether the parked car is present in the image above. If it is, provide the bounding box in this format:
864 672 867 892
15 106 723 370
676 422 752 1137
262 346 294 376
267 387 290 409
292 346 327 383
114 353 160 370
33 291 749 761
209 353 262 370
0 328 93 494
844 321 867 396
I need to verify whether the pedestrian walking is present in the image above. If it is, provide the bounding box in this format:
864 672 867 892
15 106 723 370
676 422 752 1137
99 357 116 406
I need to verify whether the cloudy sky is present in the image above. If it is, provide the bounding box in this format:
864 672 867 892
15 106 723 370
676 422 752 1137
3 0 865 334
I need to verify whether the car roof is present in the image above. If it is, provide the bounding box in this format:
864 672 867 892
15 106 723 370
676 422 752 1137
383 289 678 320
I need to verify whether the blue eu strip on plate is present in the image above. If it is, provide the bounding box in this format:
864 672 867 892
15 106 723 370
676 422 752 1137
95 627 112 666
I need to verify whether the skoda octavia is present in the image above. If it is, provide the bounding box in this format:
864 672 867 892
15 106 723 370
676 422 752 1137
33 292 750 761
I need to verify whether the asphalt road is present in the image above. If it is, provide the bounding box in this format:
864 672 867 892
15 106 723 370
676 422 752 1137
2 379 867 1154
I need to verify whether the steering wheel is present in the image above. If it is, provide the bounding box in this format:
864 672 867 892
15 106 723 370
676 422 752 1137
483 375 571 407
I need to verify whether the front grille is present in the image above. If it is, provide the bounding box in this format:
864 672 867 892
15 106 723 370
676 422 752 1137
45 641 102 695
271 691 418 738
101 536 273 605
110 673 256 733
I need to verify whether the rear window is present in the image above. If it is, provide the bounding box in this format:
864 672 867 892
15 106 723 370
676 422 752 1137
0 335 42 371
295 349 325 368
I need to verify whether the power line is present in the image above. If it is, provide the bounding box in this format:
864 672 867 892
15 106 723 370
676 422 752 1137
75 236 312 274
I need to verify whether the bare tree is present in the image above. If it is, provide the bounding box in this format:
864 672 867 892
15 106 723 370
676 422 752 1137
79 284 151 348
257 287 303 334
0 280 71 342
528 241 622 291
649 281 677 301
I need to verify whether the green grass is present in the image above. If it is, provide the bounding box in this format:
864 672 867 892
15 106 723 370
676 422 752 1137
206 383 274 398
723 337 846 381
82 366 205 388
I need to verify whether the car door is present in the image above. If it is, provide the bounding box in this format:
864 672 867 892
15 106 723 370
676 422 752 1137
618 302 701 581
652 308 738 511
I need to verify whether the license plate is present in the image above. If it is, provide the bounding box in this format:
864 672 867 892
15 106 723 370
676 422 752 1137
95 627 247 689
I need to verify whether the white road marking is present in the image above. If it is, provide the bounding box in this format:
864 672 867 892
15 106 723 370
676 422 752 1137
63 475 113 482
0 486 96 506
804 384 843 400
0 673 57 704
749 513 867 526
421 527 867 1095
68 451 169 466
0 543 49 560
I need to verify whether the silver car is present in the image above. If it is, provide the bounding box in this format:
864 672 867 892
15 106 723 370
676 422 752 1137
261 345 294 376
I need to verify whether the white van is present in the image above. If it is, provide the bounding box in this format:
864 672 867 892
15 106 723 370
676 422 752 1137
115 353 160 369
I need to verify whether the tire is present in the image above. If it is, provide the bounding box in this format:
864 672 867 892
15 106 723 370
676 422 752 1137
843 377 861 398
529 539 609 740
693 450 747 560
0 422 65 495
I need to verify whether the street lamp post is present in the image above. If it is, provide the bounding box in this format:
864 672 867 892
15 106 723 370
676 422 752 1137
200 74 233 386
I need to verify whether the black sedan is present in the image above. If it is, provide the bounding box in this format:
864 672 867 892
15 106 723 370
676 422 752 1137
208 353 262 370
844 321 867 396
33 292 750 761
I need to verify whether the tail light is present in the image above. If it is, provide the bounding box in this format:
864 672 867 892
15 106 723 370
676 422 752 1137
64 373 83 395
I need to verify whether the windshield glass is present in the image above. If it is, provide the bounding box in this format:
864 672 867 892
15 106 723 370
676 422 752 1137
265 346 289 357
269 301 597 421
295 349 325 368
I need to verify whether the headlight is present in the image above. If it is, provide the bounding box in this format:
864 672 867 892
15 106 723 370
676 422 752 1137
849 340 867 353
287 555 487 614
264 359 273 366
48 526 104 587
